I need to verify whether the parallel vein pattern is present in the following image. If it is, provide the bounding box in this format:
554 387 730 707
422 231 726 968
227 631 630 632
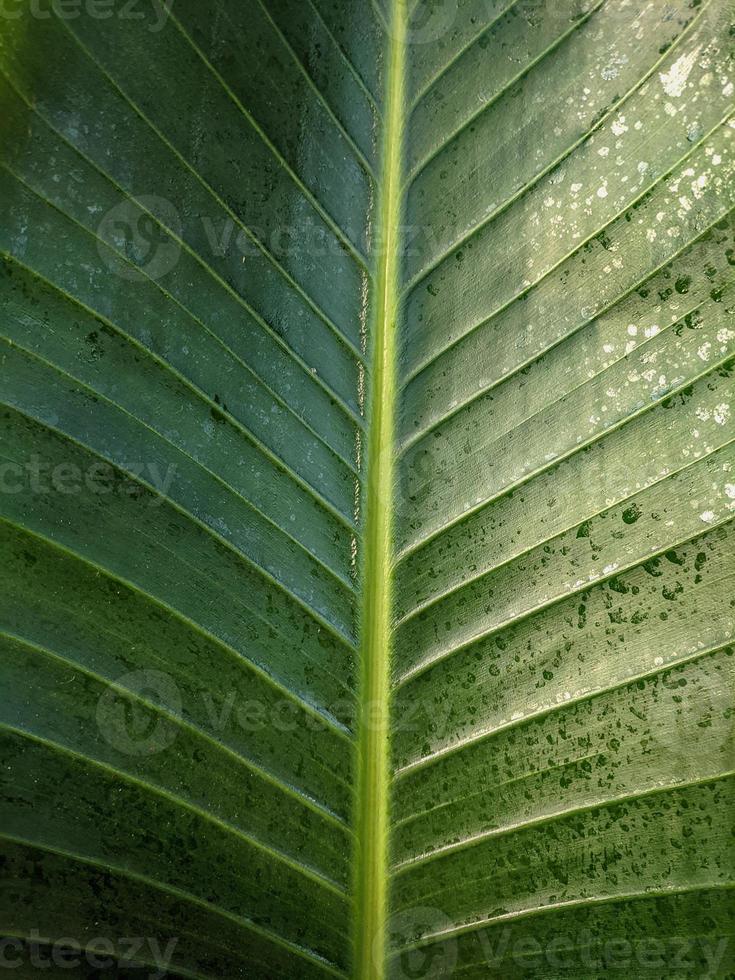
391 0 735 974
1 1 733 977
0 1 387 976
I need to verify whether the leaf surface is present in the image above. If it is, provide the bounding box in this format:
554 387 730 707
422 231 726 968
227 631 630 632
0 1 733 977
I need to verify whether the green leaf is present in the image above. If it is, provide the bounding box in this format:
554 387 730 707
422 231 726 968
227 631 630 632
1 1 733 978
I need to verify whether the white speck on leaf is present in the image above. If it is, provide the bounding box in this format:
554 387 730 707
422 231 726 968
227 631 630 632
659 46 701 98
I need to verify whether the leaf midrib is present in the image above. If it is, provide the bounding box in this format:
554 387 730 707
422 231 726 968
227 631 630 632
353 1 406 976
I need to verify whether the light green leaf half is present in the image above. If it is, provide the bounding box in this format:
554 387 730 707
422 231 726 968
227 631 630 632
0 1 733 977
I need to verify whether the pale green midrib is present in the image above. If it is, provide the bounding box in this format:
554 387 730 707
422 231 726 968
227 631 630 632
353 2 406 978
